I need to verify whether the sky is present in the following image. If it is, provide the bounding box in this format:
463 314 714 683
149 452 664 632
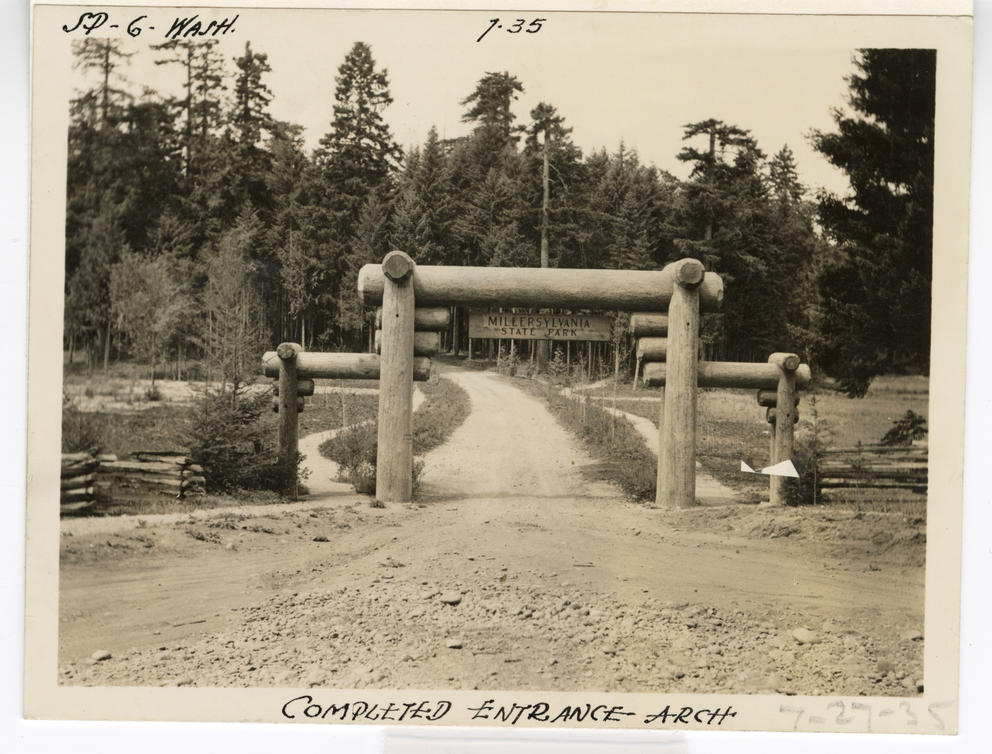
76 7 862 197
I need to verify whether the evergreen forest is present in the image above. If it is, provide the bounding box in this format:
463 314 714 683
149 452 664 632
64 39 935 396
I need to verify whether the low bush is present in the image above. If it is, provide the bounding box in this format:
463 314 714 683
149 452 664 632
412 377 471 454
186 387 297 494
881 410 928 446
320 377 470 498
61 396 104 453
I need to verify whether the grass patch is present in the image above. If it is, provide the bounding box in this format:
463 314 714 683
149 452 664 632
319 376 471 497
579 375 929 506
61 400 195 456
541 385 656 501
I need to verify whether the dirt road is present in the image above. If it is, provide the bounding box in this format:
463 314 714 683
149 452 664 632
59 368 925 695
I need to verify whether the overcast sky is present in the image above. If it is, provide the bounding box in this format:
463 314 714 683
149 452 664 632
89 8 861 196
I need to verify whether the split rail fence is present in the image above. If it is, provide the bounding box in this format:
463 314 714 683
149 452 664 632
817 444 928 499
60 451 206 515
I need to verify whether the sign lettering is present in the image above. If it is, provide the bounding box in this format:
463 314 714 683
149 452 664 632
468 309 612 341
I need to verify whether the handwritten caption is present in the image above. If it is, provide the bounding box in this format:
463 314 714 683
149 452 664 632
779 699 956 733
62 12 238 40
279 695 955 731
477 18 547 43
281 696 736 726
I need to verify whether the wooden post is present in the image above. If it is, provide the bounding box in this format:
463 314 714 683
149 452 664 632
376 251 416 504
767 411 777 468
452 307 460 357
767 352 800 506
276 342 301 498
657 259 704 508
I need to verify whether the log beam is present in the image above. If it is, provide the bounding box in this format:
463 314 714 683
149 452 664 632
756 389 800 408
636 337 667 361
629 313 669 337
374 330 441 357
642 361 812 390
262 352 431 381
375 306 451 332
359 260 723 312
274 379 315 397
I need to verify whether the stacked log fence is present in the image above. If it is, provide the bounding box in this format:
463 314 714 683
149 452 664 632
60 451 206 515
816 444 928 500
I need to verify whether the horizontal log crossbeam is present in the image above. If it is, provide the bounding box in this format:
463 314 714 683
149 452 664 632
630 313 668 337
636 337 667 361
642 361 811 390
374 330 441 357
359 262 724 312
262 351 431 381
375 306 450 331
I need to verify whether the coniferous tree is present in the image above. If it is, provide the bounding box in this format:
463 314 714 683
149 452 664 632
451 73 530 267
311 41 401 345
811 48 936 395
522 103 585 267
391 126 457 264
230 42 275 212
267 122 321 346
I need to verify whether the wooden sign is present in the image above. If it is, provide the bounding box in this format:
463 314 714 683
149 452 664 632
468 309 612 341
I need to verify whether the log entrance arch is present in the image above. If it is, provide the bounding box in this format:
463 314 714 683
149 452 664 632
357 251 724 507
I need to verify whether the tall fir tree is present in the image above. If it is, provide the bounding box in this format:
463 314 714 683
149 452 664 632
811 48 936 395
391 126 457 265
311 41 401 345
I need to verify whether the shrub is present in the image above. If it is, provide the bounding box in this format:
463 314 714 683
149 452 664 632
323 421 377 478
788 392 833 505
322 422 426 500
186 387 295 493
549 347 568 384
61 395 104 453
320 377 470 499
881 410 928 446
411 378 471 454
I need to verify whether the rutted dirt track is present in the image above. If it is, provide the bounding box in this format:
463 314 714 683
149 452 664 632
59 368 925 694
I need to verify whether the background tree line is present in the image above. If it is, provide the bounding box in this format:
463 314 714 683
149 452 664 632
65 40 934 396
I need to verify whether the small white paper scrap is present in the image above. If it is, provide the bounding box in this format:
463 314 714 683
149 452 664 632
740 459 800 478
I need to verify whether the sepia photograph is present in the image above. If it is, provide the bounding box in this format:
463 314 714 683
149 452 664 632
22 0 974 737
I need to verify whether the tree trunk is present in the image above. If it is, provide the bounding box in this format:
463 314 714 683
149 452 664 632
452 307 460 356
102 323 111 373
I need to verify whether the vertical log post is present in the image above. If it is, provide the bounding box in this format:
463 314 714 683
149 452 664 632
768 411 777 467
657 259 705 508
376 251 416 504
276 342 301 498
768 352 800 505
